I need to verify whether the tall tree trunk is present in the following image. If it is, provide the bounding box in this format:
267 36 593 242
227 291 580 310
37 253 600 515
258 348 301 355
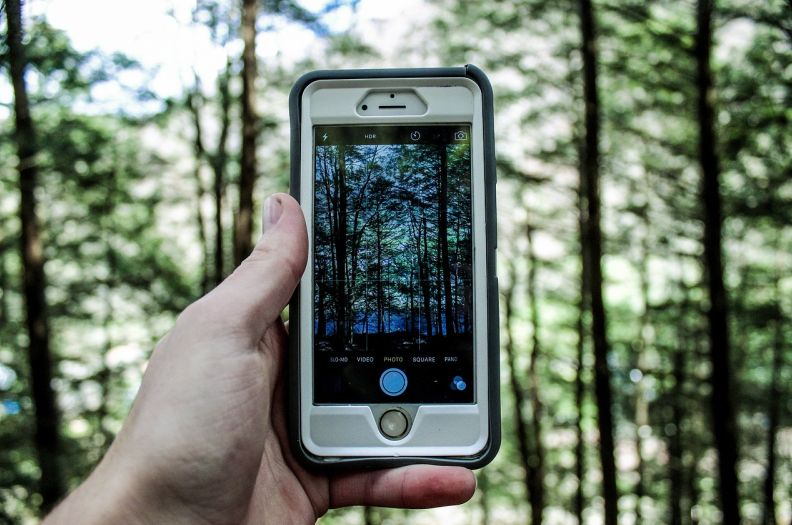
97 167 119 451
696 2 741 523
317 265 327 338
526 226 545 525
187 89 210 294
453 219 462 332
669 342 685 525
761 277 783 525
421 216 432 338
438 145 454 335
376 207 384 333
478 469 491 525
634 220 652 525
362 506 378 525
334 145 348 345
574 186 588 525
578 0 618 522
504 263 536 524
6 0 65 511
213 60 232 286
235 0 258 266
0 250 8 324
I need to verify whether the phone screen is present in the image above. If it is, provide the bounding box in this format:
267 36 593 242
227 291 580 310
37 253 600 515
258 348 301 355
312 124 474 404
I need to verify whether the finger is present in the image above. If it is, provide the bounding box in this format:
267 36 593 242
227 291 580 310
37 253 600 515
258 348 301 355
187 193 307 341
329 466 476 509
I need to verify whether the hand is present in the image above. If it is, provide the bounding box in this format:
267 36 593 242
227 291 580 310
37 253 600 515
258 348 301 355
45 193 476 525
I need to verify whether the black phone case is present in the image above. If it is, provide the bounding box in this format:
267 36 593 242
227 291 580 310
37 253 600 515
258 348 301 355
287 65 500 470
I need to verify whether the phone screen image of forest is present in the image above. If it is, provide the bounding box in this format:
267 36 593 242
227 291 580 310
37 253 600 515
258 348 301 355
313 125 474 404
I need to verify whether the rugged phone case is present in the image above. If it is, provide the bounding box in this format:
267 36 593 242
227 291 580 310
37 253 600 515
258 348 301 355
287 65 500 470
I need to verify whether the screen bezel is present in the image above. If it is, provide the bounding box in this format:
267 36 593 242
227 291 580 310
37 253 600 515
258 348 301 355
299 77 489 457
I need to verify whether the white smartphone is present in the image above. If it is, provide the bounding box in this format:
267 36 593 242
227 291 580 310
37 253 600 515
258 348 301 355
287 66 499 469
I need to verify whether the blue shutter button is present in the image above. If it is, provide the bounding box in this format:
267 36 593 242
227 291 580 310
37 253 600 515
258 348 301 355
380 368 407 396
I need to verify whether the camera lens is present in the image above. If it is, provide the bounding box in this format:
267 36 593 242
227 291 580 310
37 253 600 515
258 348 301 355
390 93 395 98
362 104 368 110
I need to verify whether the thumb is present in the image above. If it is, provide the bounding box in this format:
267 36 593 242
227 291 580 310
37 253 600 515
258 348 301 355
193 192 307 342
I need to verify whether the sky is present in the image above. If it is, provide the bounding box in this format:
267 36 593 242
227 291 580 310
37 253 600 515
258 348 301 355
19 0 428 106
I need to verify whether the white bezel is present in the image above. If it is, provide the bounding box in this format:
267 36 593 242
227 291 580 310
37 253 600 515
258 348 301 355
299 77 489 457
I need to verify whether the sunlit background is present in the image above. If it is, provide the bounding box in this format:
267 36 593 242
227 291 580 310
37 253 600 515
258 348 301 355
1 0 790 524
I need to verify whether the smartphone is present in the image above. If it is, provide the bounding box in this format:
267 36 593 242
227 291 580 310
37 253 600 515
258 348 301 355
288 66 499 469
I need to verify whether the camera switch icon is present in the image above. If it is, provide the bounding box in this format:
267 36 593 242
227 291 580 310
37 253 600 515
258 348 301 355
454 130 468 141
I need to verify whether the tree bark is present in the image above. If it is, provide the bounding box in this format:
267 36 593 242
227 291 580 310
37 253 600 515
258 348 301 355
526 226 545 525
6 0 65 511
574 185 588 525
376 205 384 333
478 469 491 525
578 0 618 523
235 0 258 266
761 277 783 525
187 88 210 294
696 1 741 523
213 60 232 286
334 145 348 345
503 264 536 524
634 218 652 525
363 506 378 525
669 342 685 525
438 145 454 335
421 216 432 338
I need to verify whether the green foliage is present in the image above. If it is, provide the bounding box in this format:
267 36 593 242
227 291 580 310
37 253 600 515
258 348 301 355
2 0 790 522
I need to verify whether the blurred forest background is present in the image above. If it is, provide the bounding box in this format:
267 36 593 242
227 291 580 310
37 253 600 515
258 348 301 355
1 0 790 523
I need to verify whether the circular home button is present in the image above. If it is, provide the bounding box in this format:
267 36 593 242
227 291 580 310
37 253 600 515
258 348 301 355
379 368 407 396
379 409 409 439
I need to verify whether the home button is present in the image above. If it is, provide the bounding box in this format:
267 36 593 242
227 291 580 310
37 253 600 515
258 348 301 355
379 409 409 439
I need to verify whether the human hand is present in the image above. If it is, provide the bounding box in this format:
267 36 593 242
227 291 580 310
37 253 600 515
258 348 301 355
45 193 476 525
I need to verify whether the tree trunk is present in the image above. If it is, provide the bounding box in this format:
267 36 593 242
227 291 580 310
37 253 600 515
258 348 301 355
696 1 741 523
213 60 232 286
574 186 588 525
235 0 258 266
421 216 432 338
634 222 652 525
526 226 545 525
97 167 119 451
504 262 536 524
438 145 454 335
363 506 378 525
334 145 348 345
6 0 65 511
761 277 783 525
0 250 8 325
578 0 618 522
478 469 491 525
376 206 384 333
317 263 327 338
669 343 685 525
187 88 210 294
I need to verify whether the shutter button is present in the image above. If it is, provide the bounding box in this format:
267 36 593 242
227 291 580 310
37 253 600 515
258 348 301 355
379 368 407 396
379 409 409 439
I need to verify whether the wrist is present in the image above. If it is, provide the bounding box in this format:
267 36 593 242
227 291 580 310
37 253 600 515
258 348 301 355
43 447 151 525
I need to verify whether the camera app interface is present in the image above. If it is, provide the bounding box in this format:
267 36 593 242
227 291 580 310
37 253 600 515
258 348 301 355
313 125 474 404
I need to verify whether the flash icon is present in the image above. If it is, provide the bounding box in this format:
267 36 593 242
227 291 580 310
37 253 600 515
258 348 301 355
322 133 328 142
